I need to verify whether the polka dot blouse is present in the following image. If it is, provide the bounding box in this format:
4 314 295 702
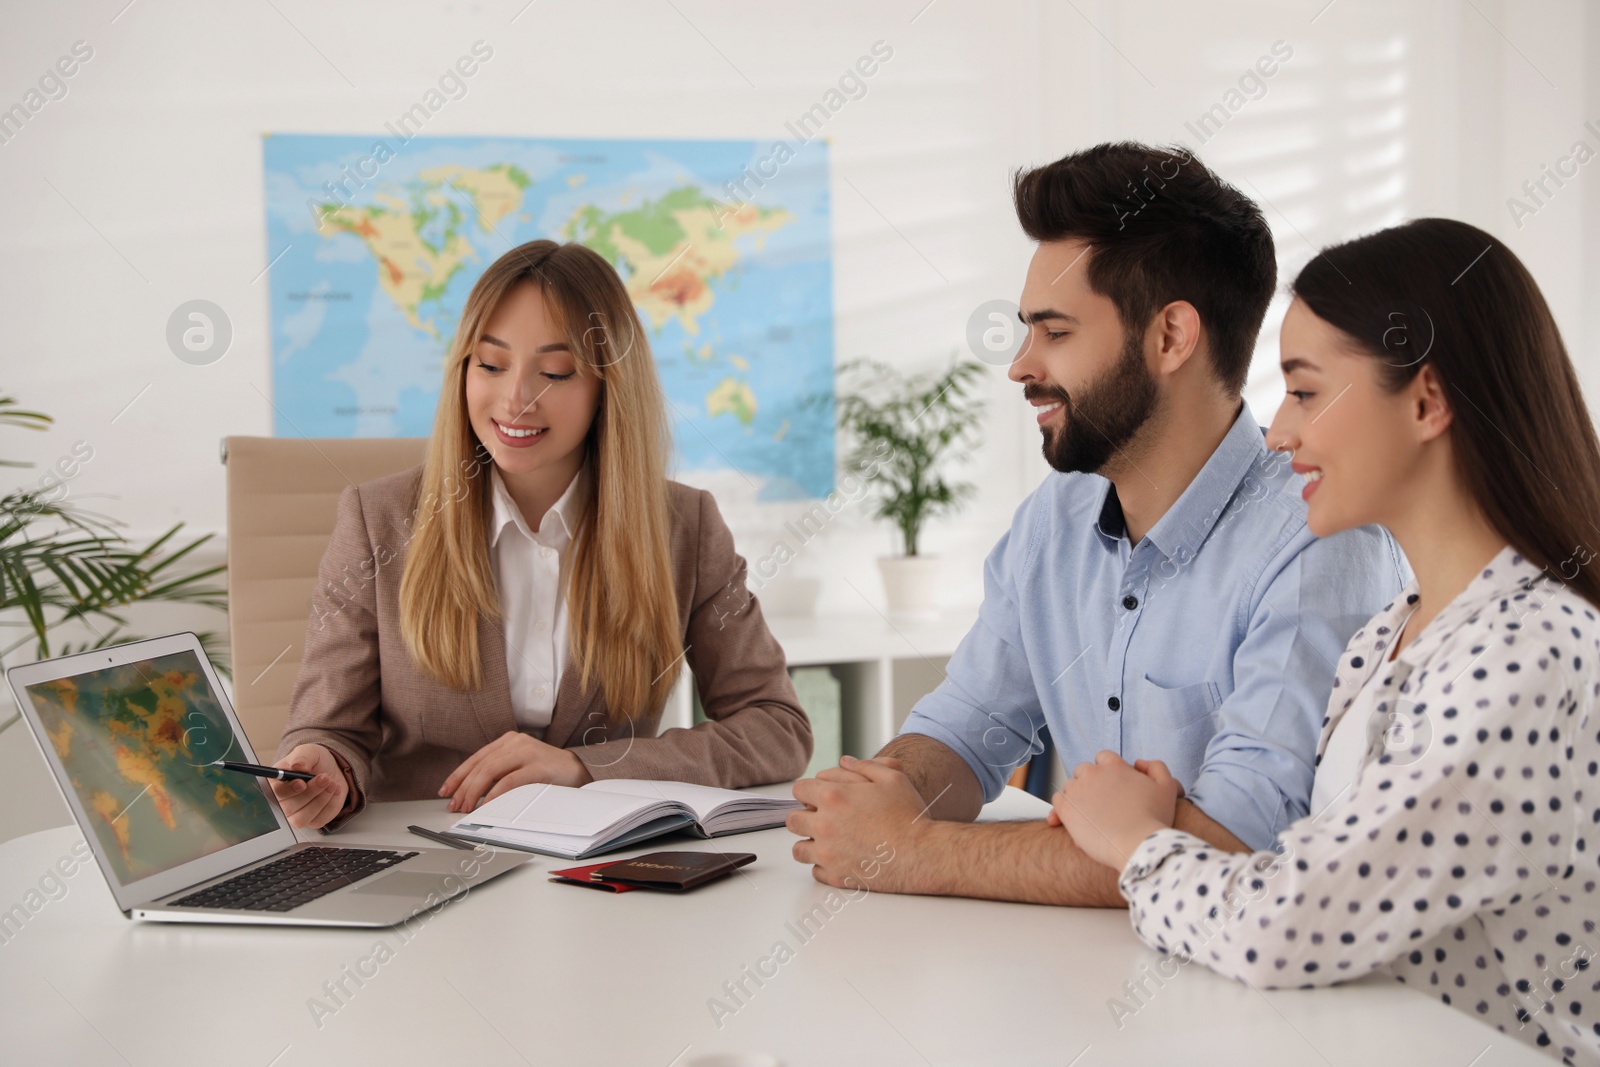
1117 546 1600 1066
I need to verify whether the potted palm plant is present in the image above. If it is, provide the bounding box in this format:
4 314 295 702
835 356 987 618
1 394 230 736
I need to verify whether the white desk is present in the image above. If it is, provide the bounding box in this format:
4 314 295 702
0 786 1545 1067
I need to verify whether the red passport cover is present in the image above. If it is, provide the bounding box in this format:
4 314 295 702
548 860 641 893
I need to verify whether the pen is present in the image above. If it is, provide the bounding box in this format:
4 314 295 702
407 825 478 850
212 760 316 782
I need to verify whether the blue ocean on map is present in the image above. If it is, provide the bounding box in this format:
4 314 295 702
261 134 835 500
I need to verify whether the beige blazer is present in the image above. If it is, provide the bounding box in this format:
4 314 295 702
276 465 812 828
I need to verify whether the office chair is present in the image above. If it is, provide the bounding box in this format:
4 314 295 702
1007 729 1056 800
221 436 428 757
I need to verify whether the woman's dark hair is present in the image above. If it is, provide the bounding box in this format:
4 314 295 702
1294 217 1600 609
1012 141 1276 395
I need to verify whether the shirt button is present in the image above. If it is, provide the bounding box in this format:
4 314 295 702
1122 595 1138 611
535 619 550 635
542 547 556 559
535 686 548 699
1107 696 1121 712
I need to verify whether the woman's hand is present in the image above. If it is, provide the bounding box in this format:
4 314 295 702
440 731 594 813
269 744 350 829
1048 752 1181 870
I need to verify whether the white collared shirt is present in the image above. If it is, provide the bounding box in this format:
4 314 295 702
1309 614 1415 815
485 464 586 735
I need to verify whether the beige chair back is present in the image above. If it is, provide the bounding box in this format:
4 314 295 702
222 436 428 756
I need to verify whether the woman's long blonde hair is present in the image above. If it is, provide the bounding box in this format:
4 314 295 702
397 240 683 720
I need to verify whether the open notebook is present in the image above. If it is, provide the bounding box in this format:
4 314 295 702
446 780 804 860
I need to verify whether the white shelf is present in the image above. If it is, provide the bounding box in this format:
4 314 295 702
661 606 979 758
764 608 979 667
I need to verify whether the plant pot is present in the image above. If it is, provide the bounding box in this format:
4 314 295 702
877 555 942 620
753 575 821 617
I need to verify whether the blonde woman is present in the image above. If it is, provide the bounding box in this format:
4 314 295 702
270 240 812 830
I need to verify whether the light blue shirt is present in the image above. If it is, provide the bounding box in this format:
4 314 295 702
899 405 1409 850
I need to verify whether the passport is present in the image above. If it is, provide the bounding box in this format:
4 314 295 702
586 850 755 892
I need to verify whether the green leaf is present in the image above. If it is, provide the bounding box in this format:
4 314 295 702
1 395 229 671
835 356 988 556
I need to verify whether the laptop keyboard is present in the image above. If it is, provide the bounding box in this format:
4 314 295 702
170 847 420 912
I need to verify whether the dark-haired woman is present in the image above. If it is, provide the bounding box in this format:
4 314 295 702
1051 218 1600 1066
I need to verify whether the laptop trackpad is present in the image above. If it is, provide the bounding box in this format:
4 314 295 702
350 872 466 898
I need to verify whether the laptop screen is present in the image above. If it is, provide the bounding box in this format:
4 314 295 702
21 648 282 885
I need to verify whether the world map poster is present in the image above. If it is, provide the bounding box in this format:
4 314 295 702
261 134 836 501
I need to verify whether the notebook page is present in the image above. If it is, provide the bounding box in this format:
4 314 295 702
586 779 801 823
455 782 665 837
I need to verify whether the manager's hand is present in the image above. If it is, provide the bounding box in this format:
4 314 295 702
270 744 349 829
441 731 593 813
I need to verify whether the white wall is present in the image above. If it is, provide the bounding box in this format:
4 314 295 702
1029 0 1595 465
0 0 1048 630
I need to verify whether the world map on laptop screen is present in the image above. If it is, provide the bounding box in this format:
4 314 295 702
24 650 281 884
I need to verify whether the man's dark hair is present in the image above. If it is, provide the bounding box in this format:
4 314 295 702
1012 141 1276 395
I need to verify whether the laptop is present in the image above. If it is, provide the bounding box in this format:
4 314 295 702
5 632 529 926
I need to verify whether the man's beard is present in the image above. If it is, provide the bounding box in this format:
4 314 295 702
1032 331 1158 475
